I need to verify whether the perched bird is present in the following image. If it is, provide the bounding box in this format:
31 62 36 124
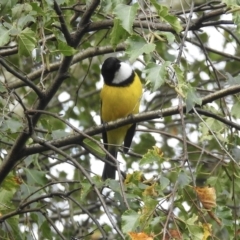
100 57 142 180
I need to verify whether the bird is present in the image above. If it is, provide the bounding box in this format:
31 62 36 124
100 57 142 180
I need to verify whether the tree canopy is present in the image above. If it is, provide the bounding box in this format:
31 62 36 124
0 0 240 239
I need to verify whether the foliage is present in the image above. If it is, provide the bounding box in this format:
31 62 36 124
0 0 240 239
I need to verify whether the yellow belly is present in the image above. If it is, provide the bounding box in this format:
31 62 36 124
100 73 142 145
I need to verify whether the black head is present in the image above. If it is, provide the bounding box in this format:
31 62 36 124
101 57 121 84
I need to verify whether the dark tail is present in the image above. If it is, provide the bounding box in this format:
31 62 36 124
102 148 118 180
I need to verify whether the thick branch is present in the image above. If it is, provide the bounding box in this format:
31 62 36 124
8 44 126 89
0 0 102 185
15 84 240 161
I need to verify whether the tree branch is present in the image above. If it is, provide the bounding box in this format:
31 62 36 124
53 0 73 46
0 0 103 186
13 84 240 162
7 44 126 89
73 0 100 47
0 57 44 98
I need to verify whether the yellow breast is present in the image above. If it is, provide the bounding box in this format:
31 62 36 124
100 73 142 123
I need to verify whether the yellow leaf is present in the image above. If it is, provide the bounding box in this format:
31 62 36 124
202 223 212 240
128 232 154 240
142 183 158 197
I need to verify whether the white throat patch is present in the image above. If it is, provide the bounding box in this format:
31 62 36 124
112 62 133 84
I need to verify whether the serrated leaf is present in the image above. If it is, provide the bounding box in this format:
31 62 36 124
4 216 23 239
217 206 233 226
0 81 6 93
186 86 202 113
187 224 204 240
24 168 47 185
155 31 175 44
18 14 36 29
225 72 240 85
133 133 156 155
110 18 129 49
0 0 18 14
51 129 69 140
126 35 155 62
80 181 92 202
1 173 21 191
84 137 105 158
177 170 191 188
205 118 224 132
5 119 23 133
0 26 11 46
173 64 185 84
231 101 240 118
140 147 164 166
58 41 77 56
0 189 14 211
18 28 36 56
143 62 170 91
40 220 52 239
12 3 32 19
114 3 138 34
206 176 218 185
160 175 170 190
30 2 44 14
180 214 204 240
122 210 140 233
150 0 182 33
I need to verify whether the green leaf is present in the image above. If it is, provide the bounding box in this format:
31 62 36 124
58 41 77 56
185 86 202 113
143 61 170 91
18 14 36 29
83 137 105 158
0 0 18 14
133 133 156 155
205 118 224 132
12 3 32 19
80 181 93 202
126 35 155 62
150 0 183 33
182 214 204 240
0 189 14 212
139 197 158 227
187 224 204 240
5 119 23 133
1 173 21 191
0 26 11 46
51 129 69 140
18 28 36 56
110 18 129 49
217 206 233 226
114 3 138 34
140 147 164 166
225 72 240 85
30 2 44 15
155 31 176 44
121 209 140 233
231 101 240 118
177 170 191 188
0 81 6 93
40 220 52 239
160 175 170 190
24 168 48 186
3 216 23 239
